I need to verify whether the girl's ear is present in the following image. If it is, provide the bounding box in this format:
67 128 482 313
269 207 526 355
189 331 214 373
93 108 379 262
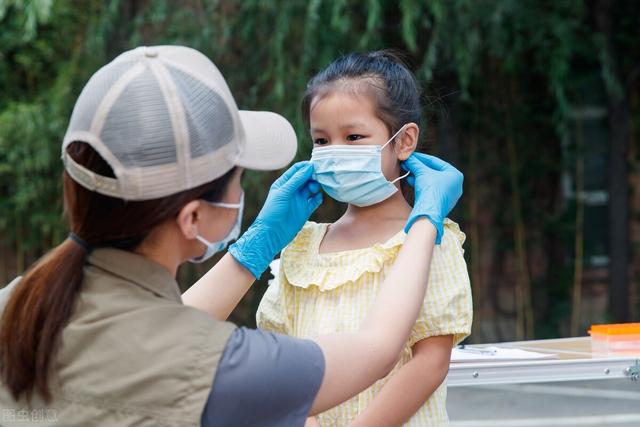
395 123 419 161
176 200 202 240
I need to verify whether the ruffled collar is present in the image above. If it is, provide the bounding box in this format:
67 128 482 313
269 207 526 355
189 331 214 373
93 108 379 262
282 222 406 291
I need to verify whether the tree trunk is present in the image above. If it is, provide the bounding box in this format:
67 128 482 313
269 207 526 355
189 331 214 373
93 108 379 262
105 0 141 57
595 0 631 322
506 79 534 339
468 133 483 341
629 85 639 321
571 119 585 336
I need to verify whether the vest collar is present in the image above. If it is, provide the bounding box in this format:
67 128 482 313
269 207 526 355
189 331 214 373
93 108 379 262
87 248 182 303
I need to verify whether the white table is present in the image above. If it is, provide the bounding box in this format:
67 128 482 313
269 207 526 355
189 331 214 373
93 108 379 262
447 337 640 387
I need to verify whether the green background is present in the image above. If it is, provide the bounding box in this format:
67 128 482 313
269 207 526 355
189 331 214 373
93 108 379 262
1 0 639 343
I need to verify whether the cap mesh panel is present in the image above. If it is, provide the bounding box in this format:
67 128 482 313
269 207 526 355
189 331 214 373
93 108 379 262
166 65 234 159
66 60 135 134
100 68 177 168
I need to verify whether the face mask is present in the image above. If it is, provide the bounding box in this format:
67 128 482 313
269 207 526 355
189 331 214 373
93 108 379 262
189 193 244 264
310 125 410 207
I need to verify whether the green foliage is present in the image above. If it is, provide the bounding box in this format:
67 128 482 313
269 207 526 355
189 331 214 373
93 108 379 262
0 0 638 335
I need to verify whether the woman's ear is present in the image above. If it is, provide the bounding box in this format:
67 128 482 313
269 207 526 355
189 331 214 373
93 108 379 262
394 123 419 161
176 200 202 240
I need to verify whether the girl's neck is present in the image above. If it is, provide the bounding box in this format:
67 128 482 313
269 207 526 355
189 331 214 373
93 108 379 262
318 189 412 254
342 189 412 224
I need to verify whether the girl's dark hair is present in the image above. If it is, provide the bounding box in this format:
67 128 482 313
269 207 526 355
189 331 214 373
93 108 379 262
0 141 235 403
301 50 422 135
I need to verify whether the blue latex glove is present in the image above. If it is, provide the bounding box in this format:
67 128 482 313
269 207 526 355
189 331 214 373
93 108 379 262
401 153 464 244
228 161 323 278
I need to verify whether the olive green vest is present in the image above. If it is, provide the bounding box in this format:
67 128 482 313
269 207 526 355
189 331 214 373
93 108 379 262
0 248 236 426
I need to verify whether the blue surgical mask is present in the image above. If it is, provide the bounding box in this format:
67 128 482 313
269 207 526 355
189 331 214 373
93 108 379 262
310 126 410 207
189 193 244 264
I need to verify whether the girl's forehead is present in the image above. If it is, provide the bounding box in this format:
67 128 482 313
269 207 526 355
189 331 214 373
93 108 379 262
309 91 379 122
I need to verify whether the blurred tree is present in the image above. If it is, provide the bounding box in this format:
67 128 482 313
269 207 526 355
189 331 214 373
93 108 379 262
0 0 638 338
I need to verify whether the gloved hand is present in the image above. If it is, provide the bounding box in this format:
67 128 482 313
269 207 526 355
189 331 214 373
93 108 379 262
401 153 464 244
228 161 323 278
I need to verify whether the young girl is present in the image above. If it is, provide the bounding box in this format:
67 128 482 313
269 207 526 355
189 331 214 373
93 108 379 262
257 51 472 426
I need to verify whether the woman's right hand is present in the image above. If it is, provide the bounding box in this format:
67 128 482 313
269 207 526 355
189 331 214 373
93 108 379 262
401 153 464 243
229 161 322 278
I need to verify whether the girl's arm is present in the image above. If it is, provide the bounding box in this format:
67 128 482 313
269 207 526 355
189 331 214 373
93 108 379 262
348 335 453 427
308 219 437 415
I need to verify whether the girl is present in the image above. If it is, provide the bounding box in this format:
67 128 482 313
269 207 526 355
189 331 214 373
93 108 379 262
257 51 473 426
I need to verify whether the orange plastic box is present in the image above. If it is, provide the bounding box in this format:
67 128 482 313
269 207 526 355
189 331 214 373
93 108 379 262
589 323 640 355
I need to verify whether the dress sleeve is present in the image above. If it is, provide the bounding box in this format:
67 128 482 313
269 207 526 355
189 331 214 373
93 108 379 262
256 259 293 335
409 220 473 348
200 327 325 427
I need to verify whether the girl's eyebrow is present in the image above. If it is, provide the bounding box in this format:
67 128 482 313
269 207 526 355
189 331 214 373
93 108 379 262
310 122 368 133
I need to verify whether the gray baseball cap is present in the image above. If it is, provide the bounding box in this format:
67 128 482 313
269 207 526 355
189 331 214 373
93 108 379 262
62 45 297 200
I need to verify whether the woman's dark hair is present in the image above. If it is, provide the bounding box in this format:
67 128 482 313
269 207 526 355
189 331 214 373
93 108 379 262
0 141 235 403
301 50 422 135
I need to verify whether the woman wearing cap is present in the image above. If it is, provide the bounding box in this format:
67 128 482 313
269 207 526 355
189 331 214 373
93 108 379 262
0 46 463 427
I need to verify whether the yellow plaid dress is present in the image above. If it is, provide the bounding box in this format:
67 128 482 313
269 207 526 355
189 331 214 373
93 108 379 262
257 219 473 426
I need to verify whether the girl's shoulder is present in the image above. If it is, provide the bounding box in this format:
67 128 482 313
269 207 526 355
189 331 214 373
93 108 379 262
285 221 329 255
441 218 466 247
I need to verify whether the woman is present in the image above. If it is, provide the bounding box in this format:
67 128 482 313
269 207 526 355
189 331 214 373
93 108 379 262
0 46 463 427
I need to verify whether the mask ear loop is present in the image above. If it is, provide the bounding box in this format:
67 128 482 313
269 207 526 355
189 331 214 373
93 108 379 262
390 169 411 184
380 124 408 151
381 124 411 184
196 234 214 246
207 192 245 209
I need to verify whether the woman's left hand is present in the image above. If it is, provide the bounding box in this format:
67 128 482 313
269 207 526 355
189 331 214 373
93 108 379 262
401 153 463 244
229 161 322 278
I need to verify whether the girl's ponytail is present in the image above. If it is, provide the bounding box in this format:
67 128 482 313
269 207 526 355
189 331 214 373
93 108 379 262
0 237 87 402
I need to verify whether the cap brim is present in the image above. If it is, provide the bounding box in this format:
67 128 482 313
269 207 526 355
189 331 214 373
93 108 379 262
236 110 298 170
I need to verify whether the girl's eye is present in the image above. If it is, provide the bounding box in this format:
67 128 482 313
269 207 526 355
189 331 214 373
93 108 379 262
313 138 328 145
346 134 364 142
